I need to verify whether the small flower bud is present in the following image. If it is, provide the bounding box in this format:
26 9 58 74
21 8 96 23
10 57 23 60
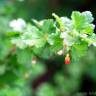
57 50 63 55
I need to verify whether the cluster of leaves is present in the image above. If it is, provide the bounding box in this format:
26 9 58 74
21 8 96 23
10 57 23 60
9 11 96 62
0 16 46 96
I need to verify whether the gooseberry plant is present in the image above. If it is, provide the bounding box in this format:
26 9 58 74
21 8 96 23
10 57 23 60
0 11 95 96
9 11 96 64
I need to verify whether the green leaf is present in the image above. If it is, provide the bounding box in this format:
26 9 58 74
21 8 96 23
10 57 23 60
49 35 63 53
34 38 46 48
31 62 46 78
82 11 94 23
81 24 95 35
48 31 63 53
36 83 55 96
71 43 88 62
41 19 56 34
16 48 33 65
6 31 21 37
0 71 18 85
0 65 6 75
21 24 47 48
71 11 86 30
40 46 53 59
0 39 12 60
71 11 94 34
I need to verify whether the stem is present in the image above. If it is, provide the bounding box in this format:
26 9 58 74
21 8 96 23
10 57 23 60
52 13 64 32
69 30 94 44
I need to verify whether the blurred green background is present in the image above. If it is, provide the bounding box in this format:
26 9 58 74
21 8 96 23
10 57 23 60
0 0 96 96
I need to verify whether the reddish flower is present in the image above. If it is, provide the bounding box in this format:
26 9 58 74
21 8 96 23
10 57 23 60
65 54 70 64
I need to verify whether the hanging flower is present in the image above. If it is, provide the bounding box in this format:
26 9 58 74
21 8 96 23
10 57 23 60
65 53 70 64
